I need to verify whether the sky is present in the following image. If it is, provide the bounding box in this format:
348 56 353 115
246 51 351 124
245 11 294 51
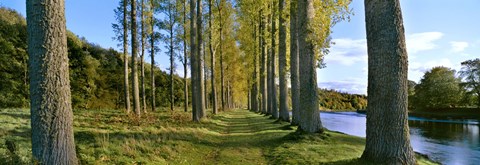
1 0 479 95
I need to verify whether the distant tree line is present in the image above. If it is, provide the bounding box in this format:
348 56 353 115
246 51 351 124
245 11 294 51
318 89 367 110
409 61 480 110
0 7 188 109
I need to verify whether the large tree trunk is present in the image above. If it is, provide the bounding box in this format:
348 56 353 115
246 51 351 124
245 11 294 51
197 0 205 118
289 0 299 125
252 21 259 113
361 0 416 164
190 0 199 121
170 20 175 111
183 0 189 112
278 0 289 122
260 10 268 114
209 0 218 114
270 2 278 119
131 0 141 116
141 0 147 113
150 0 156 112
123 0 131 113
218 2 225 111
297 0 322 133
27 0 78 163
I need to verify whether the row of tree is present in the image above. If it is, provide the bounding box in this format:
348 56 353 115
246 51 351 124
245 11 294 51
409 60 480 110
0 7 188 109
113 0 249 121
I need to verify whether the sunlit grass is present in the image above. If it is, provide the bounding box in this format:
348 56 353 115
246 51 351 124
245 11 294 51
0 108 437 164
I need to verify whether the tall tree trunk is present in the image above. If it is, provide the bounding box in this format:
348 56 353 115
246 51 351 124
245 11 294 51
170 17 175 111
297 0 321 133
209 0 218 114
141 0 147 113
361 0 416 164
219 1 225 111
197 0 205 118
252 21 259 113
278 0 289 122
183 0 189 112
260 10 267 114
150 0 156 111
190 0 199 121
203 42 208 109
123 0 131 113
131 0 141 116
270 1 278 119
289 0 300 125
27 0 78 163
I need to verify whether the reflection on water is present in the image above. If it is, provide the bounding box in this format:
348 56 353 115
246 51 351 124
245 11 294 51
320 112 480 165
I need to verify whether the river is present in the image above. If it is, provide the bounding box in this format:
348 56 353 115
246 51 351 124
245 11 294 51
320 112 480 165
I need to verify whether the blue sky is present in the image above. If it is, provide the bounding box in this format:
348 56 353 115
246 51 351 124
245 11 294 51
2 0 479 95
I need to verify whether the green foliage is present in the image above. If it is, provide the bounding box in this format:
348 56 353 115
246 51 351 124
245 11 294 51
412 67 463 109
460 58 480 106
0 7 28 108
0 8 187 109
318 89 367 111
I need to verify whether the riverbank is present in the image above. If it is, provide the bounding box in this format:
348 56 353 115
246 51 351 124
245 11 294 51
409 108 480 119
0 108 436 164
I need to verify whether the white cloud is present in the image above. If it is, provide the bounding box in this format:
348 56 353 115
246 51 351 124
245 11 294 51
327 32 443 66
406 32 443 54
318 78 367 95
408 58 461 82
325 38 367 66
450 41 469 53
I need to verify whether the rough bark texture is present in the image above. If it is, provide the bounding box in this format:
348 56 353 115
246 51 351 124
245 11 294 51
183 0 188 112
209 0 218 114
219 1 225 111
278 0 289 122
27 0 78 164
260 11 268 114
252 23 259 113
131 0 141 116
197 0 205 118
190 0 199 121
170 4 175 111
141 0 147 113
123 0 131 113
270 2 278 119
150 0 156 111
361 0 416 164
297 0 322 133
289 0 299 125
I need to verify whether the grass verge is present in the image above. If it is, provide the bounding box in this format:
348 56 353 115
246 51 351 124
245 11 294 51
0 108 437 164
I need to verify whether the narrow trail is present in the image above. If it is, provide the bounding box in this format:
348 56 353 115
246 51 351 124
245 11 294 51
204 110 291 164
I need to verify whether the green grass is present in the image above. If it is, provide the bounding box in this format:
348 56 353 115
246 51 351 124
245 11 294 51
0 108 437 164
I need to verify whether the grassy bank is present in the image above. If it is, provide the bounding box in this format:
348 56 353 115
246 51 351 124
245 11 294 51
1 108 436 164
409 108 480 119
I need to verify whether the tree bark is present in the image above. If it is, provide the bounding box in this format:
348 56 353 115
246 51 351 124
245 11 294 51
297 0 322 133
289 0 300 125
190 0 199 121
260 10 268 114
270 2 278 119
278 0 289 122
150 0 156 112
218 0 225 111
170 2 175 111
197 0 205 118
183 0 189 112
27 0 78 163
361 0 416 164
123 0 131 113
209 0 218 114
131 0 141 116
141 0 147 113
252 21 259 113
